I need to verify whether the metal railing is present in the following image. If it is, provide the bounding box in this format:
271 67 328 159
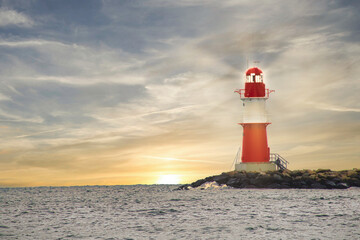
234 89 275 98
270 153 289 170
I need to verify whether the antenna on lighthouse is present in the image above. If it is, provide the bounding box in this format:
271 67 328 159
253 60 260 67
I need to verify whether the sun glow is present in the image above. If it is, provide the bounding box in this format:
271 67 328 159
156 174 181 184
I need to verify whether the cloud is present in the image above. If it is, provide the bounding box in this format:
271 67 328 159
308 102 360 113
0 8 34 27
0 38 147 85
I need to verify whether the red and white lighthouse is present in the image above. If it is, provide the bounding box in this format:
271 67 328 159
234 67 278 172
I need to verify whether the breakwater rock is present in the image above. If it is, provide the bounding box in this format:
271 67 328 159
177 169 360 190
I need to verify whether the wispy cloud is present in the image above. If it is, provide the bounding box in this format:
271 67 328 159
13 128 63 139
309 102 360 113
143 155 221 164
0 8 34 27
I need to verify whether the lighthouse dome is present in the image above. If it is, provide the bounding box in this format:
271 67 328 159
246 67 263 76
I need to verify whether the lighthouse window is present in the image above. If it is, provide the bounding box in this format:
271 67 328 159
246 75 252 82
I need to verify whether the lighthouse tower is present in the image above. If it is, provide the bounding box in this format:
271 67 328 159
234 67 278 172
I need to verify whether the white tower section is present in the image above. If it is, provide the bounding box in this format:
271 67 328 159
242 98 268 123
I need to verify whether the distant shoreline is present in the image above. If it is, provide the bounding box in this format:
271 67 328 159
177 169 360 190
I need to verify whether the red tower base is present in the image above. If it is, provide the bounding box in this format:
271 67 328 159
240 123 270 163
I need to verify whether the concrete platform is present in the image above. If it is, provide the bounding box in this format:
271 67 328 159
235 162 277 172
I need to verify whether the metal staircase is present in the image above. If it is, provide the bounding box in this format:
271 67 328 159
270 153 289 170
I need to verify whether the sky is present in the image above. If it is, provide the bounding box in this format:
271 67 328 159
0 0 359 187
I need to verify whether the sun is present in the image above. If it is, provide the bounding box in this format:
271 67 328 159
156 174 181 184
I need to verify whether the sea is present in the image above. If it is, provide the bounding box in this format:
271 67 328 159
0 185 359 240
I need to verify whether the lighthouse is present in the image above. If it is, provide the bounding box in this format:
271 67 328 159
234 67 287 172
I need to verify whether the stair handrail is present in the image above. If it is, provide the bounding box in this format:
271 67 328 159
270 153 289 170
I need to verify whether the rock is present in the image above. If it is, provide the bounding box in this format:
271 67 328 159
280 182 291 188
290 170 303 177
249 178 258 186
239 182 249 188
273 174 283 182
226 178 241 187
310 183 327 189
213 175 229 185
226 171 237 177
282 174 292 183
281 169 292 175
246 172 259 178
191 179 206 188
316 169 331 173
292 180 307 188
294 176 302 181
204 176 214 182
244 184 257 188
346 170 356 177
332 177 342 183
324 180 336 188
307 170 315 175
254 175 274 187
234 172 246 179
340 175 351 183
267 183 281 189
324 173 338 180
317 173 327 179
336 183 349 189
176 184 190 190
347 178 360 187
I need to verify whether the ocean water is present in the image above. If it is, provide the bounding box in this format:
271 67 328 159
1 185 359 240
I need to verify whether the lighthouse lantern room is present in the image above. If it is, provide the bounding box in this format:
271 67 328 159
234 67 285 172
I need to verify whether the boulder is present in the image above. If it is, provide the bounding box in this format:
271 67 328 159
290 170 303 177
310 183 327 189
346 170 357 177
191 179 206 188
254 175 274 187
213 175 229 185
336 183 349 189
324 180 336 188
246 172 259 178
176 184 190 190
292 180 307 188
226 178 241 187
347 178 360 187
204 176 214 182
267 183 282 189
280 182 291 188
273 174 283 182
234 172 246 179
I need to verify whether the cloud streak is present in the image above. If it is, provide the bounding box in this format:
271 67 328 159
0 8 34 27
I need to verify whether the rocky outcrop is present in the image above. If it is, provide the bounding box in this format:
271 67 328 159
176 169 360 190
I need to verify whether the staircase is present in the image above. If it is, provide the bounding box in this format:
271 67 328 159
270 153 289 170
